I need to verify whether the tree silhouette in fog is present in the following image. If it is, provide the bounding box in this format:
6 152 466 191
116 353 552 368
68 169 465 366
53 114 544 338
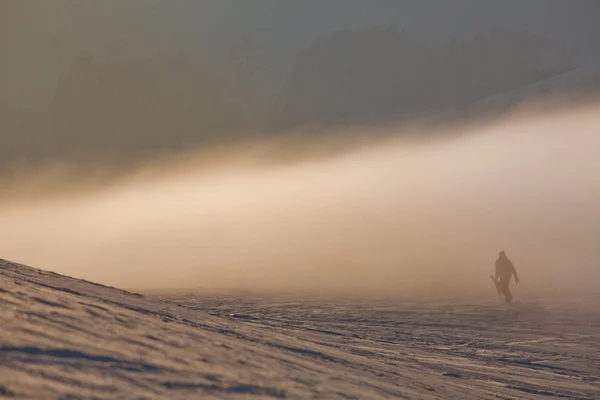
0 104 49 172
0 28 588 173
51 54 249 165
272 28 576 130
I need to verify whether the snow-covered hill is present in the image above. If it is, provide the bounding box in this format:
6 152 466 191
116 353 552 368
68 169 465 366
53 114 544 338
1 259 599 399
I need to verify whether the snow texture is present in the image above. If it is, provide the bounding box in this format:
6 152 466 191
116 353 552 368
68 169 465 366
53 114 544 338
1 259 599 399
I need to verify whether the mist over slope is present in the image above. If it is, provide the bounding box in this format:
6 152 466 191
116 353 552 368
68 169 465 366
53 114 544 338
1 103 598 295
0 1 598 298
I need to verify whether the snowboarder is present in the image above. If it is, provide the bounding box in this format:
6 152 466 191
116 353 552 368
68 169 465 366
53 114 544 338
493 251 519 303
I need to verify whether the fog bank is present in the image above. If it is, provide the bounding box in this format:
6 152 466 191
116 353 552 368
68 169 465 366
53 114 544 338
1 103 598 298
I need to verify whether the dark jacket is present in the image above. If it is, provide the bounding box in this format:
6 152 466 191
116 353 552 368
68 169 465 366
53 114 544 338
495 254 519 283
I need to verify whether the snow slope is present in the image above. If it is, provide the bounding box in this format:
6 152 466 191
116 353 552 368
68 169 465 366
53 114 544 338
1 259 599 399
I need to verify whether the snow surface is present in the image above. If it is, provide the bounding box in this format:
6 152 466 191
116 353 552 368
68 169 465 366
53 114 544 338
1 259 599 399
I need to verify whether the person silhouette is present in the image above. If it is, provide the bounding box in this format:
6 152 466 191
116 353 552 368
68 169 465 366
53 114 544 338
494 251 519 303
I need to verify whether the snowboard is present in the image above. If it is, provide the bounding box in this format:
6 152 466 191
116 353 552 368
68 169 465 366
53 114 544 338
490 275 501 296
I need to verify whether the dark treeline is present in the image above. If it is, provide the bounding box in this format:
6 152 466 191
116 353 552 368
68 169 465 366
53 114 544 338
271 28 577 130
51 54 250 163
0 105 48 172
1 55 250 172
0 28 593 173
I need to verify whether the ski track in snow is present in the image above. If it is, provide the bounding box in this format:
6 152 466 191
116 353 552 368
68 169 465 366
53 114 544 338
1 259 599 399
